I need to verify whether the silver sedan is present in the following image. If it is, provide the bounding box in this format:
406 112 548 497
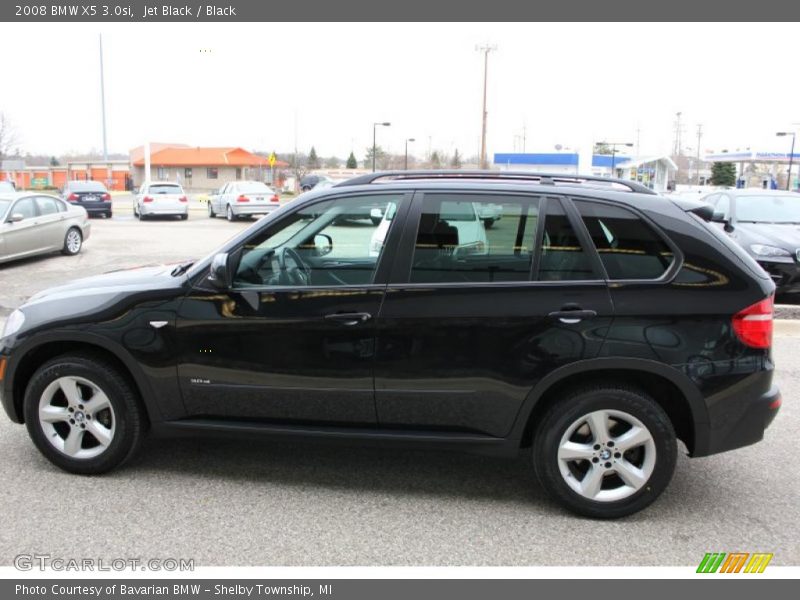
0 192 91 264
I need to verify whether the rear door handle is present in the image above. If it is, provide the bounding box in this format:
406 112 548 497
324 312 372 326
547 309 598 324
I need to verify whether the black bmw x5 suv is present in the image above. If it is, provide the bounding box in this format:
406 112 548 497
0 171 781 518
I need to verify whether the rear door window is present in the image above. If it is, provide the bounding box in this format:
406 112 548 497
537 199 597 281
35 196 63 215
409 193 540 283
575 200 674 280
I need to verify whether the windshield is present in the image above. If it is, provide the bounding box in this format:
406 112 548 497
237 183 272 193
70 181 107 192
736 194 800 223
149 184 182 194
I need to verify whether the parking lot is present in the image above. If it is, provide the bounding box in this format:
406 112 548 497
0 199 798 566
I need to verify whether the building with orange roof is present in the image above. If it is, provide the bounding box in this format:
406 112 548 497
129 144 289 191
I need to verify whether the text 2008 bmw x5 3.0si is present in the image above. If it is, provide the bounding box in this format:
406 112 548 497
0 171 782 518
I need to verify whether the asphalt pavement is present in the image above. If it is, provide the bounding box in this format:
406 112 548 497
0 198 797 566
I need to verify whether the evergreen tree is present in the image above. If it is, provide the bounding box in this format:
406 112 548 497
307 146 320 169
710 162 736 187
450 149 462 168
346 152 358 169
430 151 441 169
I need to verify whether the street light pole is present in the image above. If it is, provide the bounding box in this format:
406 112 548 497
372 122 391 172
405 138 415 170
777 132 796 191
598 141 634 178
476 44 497 170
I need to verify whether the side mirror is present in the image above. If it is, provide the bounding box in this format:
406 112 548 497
710 211 727 223
7 213 24 223
208 252 237 290
314 233 333 256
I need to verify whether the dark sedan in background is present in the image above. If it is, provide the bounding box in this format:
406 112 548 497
60 180 112 218
703 189 800 296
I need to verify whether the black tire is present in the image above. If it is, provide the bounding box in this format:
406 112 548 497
106 211 113 219
208 202 216 218
23 353 147 475
371 216 382 226
532 385 676 518
226 204 236 222
61 227 82 256
483 218 495 228
179 214 188 221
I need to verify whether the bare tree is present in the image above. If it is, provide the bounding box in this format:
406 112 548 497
0 112 19 162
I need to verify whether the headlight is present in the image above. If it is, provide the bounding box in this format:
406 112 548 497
2 309 25 339
750 244 791 258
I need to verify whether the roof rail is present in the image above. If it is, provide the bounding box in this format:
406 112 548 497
334 170 658 195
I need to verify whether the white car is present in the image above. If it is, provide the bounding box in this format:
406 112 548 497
208 181 280 222
369 200 488 257
134 182 189 220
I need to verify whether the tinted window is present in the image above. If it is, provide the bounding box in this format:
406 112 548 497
234 194 403 288
11 198 36 220
148 184 182 194
69 181 107 192
237 182 272 193
576 200 674 280
409 194 540 284
36 196 63 215
537 199 595 281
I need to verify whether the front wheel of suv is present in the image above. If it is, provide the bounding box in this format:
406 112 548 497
23 354 147 474
532 385 676 518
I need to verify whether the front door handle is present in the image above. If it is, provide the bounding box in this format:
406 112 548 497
548 308 598 324
324 312 372 326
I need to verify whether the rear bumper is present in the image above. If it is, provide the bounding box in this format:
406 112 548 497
141 204 188 216
231 204 280 216
694 383 781 457
75 202 112 215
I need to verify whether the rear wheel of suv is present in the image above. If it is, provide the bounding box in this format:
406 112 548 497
61 227 82 256
23 354 147 474
532 386 676 518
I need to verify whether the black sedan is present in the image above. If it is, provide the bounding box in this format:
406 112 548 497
704 189 800 295
60 180 113 218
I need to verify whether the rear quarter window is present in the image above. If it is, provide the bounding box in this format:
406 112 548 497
575 200 674 280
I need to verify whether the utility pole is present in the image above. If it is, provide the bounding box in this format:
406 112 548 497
695 124 703 185
672 112 683 157
99 34 108 162
476 44 496 170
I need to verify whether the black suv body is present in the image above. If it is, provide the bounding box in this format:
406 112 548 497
0 172 781 517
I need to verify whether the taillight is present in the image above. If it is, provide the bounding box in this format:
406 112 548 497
270 194 280 203
143 196 154 203
179 195 188 203
237 195 250 203
67 193 78 201
732 296 773 349
102 193 111 201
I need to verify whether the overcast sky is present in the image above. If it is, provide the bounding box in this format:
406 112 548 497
1 22 797 161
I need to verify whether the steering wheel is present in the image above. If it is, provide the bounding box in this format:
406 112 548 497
276 247 311 286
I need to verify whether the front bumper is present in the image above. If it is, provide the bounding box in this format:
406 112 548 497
756 258 800 294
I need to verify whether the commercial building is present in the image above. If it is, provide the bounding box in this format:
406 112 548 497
493 152 677 192
1 159 130 191
129 144 288 191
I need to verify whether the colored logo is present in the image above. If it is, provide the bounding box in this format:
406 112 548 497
697 552 773 573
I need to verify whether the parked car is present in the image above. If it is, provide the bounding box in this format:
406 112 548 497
208 181 280 222
299 174 333 192
0 192 90 264
702 189 800 296
0 181 16 193
60 180 112 218
133 182 188 220
0 171 779 518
